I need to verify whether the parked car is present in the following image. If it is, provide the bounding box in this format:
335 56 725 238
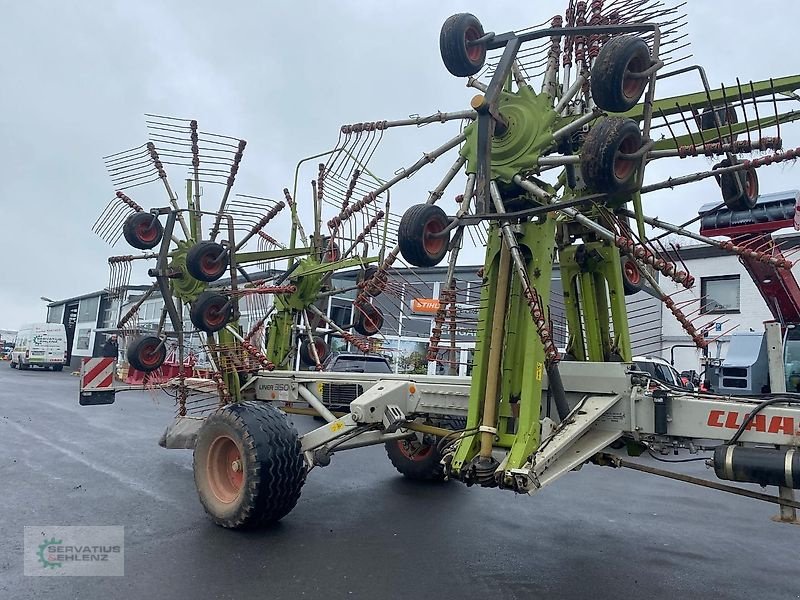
632 355 691 389
10 323 68 371
317 352 393 412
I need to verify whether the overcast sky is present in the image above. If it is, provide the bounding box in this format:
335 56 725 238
2 0 799 330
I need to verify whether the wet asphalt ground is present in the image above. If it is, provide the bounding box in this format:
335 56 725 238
0 364 797 600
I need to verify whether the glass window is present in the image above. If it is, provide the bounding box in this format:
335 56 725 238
701 275 740 314
47 305 64 324
78 296 100 323
76 329 91 350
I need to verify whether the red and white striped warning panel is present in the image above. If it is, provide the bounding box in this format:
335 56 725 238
80 358 115 391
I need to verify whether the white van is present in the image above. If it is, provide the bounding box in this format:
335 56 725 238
11 323 68 371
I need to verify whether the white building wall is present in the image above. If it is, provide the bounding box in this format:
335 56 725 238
659 249 800 374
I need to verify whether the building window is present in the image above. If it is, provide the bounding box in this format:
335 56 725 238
701 275 740 314
78 296 100 323
47 305 64 324
76 329 91 350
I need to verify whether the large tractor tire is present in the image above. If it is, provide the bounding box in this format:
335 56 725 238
385 417 465 481
194 401 306 529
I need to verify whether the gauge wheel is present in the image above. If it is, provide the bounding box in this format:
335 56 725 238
398 204 450 267
127 335 167 373
190 291 232 334
440 13 487 77
186 241 229 282
621 255 644 296
385 417 464 481
353 302 384 337
194 401 306 529
357 265 383 297
590 35 651 113
122 212 164 250
580 117 643 194
698 106 738 143
321 237 341 263
299 336 330 366
715 158 759 210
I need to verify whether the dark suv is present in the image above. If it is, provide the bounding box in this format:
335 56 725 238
319 353 393 411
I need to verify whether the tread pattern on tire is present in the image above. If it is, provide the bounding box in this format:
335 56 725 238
580 117 642 194
194 401 306 528
439 13 486 77
590 35 650 113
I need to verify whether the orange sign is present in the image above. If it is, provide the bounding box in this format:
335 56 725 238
410 298 440 314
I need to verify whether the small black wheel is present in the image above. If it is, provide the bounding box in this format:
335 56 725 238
440 13 487 77
714 158 759 210
385 417 462 481
19 361 29 370
699 106 738 143
190 291 232 334
127 335 166 373
580 117 642 194
621 255 644 296
590 36 651 113
398 204 450 267
353 302 384 336
194 401 306 529
122 212 164 250
52 365 64 372
186 241 229 282
9 360 16 369
299 336 330 366
321 237 341 263
357 265 383 297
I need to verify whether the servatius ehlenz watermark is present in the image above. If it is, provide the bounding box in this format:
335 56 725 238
24 526 124 576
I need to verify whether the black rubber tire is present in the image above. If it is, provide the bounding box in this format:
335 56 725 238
321 237 341 263
19 361 29 370
580 117 642 194
590 35 651 113
353 302 384 336
699 106 738 142
9 360 15 369
398 204 450 267
299 336 330 366
440 13 486 77
621 255 644 296
385 417 463 481
190 291 232 334
122 212 164 250
357 265 383 297
715 158 759 210
186 241 229 282
194 401 306 529
127 335 166 373
52 365 63 372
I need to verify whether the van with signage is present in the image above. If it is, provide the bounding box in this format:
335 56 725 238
10 323 68 371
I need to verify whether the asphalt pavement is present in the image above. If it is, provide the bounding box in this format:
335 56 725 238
0 364 797 600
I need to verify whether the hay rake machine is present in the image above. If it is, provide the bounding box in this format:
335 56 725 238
82 0 800 530
87 113 399 417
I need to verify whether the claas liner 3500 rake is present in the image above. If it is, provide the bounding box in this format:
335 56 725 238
81 1 800 530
